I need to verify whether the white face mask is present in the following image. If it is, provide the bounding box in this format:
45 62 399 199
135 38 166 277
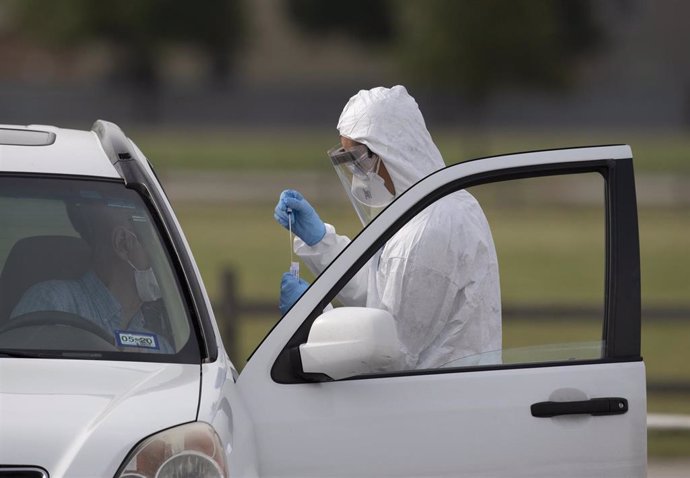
350 170 395 208
350 154 395 208
133 267 162 302
329 143 396 225
126 259 162 302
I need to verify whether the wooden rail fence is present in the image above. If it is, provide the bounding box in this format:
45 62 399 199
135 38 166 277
213 268 690 397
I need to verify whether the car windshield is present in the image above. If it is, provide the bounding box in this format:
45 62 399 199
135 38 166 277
0 176 200 363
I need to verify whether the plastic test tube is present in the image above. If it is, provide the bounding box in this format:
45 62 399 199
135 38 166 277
287 208 299 279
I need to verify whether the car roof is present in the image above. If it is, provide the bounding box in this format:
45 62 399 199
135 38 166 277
0 124 121 178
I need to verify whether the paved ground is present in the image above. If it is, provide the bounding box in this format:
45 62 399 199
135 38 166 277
161 171 340 204
648 458 690 477
160 170 690 207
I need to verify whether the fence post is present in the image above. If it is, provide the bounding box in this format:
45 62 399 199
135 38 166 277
218 267 240 365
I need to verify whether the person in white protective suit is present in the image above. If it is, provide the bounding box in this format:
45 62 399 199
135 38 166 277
274 85 501 370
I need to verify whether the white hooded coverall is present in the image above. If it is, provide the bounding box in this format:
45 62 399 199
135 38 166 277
295 86 501 370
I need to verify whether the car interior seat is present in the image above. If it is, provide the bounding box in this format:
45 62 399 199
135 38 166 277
0 235 92 325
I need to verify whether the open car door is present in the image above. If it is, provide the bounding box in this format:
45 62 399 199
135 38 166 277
238 146 646 477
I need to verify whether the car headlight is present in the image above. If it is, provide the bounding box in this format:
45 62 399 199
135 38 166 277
116 422 227 478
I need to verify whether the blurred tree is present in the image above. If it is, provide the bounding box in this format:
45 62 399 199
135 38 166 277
649 0 690 128
396 0 604 112
11 0 245 117
285 0 394 44
282 0 604 137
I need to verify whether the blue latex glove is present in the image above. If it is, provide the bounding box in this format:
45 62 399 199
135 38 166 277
274 189 326 246
280 272 310 315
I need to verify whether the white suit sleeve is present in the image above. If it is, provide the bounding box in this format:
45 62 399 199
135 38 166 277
294 223 369 306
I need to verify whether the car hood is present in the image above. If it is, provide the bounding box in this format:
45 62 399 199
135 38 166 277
0 358 200 477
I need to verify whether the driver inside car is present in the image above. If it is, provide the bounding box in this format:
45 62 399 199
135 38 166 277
10 201 173 353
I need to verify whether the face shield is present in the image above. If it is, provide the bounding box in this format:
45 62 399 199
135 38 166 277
328 144 395 226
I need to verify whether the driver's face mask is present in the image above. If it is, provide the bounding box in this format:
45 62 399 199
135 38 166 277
328 143 395 225
123 231 162 302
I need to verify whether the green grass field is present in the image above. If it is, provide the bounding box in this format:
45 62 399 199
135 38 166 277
174 203 689 305
132 128 690 174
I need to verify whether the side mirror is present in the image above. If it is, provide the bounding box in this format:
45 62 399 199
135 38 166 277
299 307 402 380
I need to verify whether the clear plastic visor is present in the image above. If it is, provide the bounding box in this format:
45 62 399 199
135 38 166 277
327 144 378 177
327 144 385 226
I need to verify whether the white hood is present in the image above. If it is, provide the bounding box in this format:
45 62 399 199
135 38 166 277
337 85 446 195
0 359 200 477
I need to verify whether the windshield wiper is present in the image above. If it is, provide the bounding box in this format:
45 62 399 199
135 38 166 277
0 349 60 358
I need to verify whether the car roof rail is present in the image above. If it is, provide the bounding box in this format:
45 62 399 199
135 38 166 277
91 120 142 184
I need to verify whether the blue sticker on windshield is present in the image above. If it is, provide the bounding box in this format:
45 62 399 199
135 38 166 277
115 330 160 350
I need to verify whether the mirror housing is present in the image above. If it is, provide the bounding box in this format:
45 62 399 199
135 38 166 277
299 307 402 380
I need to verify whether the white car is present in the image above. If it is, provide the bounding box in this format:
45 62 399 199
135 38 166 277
0 122 646 477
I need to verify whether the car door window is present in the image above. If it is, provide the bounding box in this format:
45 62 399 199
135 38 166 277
325 172 606 374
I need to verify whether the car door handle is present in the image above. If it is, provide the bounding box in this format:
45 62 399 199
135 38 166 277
531 397 628 418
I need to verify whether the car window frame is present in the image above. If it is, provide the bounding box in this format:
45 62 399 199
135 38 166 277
270 152 641 383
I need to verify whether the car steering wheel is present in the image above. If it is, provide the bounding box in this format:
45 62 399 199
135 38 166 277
0 310 116 346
